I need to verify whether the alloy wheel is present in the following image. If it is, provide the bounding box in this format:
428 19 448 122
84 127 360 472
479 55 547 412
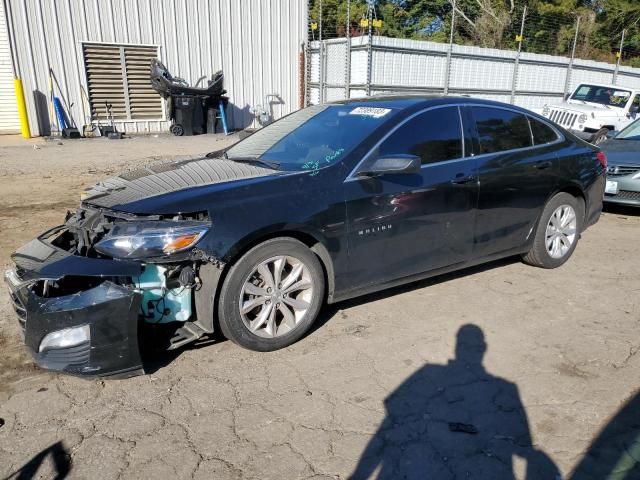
239 255 314 338
545 204 577 259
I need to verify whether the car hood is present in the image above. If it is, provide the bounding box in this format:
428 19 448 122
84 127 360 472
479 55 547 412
81 155 277 210
553 101 623 115
600 139 640 165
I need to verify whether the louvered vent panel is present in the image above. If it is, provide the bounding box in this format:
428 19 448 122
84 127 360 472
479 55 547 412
83 45 127 120
124 46 163 119
83 43 163 121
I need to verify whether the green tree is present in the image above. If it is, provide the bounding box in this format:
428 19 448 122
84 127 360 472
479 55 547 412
308 0 640 65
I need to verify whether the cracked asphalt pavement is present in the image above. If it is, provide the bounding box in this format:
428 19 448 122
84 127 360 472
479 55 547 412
0 134 639 479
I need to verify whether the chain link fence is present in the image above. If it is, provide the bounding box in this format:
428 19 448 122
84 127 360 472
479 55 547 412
305 0 640 110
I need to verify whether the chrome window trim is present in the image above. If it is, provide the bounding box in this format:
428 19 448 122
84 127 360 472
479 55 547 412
418 156 475 169
526 113 564 146
526 113 536 146
457 105 466 158
345 102 565 182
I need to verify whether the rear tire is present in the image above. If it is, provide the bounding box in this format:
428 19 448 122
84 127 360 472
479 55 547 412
522 192 584 269
218 238 325 351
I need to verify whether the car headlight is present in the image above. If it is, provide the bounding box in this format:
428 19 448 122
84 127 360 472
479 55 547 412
578 113 588 123
542 106 550 117
95 221 210 259
39 325 90 352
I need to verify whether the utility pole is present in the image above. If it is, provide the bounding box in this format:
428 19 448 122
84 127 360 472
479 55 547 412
443 0 456 95
510 5 527 104
563 16 580 99
319 0 324 103
365 1 373 96
345 0 351 99
613 29 625 85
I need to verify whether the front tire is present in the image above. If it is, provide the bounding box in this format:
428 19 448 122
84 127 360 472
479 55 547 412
522 192 584 269
218 238 325 351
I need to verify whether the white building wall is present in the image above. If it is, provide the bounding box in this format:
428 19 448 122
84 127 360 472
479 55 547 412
0 0 19 133
4 0 307 136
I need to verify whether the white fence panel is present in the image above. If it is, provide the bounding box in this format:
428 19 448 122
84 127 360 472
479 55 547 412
325 40 347 86
310 35 640 110
350 48 368 85
517 63 566 94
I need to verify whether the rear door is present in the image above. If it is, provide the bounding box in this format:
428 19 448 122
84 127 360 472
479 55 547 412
344 106 478 290
466 106 560 258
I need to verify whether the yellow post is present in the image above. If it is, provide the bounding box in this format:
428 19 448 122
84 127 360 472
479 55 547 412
14 78 31 138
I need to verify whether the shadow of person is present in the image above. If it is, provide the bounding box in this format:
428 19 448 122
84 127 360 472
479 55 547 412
350 324 559 479
6 440 71 479
570 391 640 480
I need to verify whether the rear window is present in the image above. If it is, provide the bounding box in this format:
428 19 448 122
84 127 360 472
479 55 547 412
529 117 558 145
472 107 532 154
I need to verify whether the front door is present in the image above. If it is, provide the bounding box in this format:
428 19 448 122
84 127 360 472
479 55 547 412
344 106 478 291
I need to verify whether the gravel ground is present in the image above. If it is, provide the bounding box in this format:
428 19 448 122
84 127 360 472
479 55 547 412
0 133 638 479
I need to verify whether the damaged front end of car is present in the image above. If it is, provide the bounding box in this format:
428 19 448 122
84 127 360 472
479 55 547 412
4 205 221 378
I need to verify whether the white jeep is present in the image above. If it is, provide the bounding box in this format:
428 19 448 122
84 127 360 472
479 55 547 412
537 83 640 145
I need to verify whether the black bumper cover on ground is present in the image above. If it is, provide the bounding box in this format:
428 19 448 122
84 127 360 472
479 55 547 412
6 228 145 378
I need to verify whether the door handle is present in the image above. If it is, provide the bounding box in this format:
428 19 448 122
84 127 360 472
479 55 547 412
451 173 476 185
534 161 553 170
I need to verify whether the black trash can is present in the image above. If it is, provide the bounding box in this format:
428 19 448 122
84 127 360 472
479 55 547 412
171 95 205 136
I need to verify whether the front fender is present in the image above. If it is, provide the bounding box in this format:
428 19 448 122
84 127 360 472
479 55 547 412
223 225 337 300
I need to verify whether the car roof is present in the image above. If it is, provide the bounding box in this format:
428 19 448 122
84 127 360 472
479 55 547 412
327 94 531 112
573 82 638 92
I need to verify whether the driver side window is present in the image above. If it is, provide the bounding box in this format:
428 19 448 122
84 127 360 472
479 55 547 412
375 107 464 165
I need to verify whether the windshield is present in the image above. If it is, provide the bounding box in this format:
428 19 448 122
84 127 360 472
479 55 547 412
226 104 398 173
615 118 640 140
570 84 632 108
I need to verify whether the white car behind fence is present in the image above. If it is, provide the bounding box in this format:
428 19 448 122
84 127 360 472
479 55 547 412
537 83 640 145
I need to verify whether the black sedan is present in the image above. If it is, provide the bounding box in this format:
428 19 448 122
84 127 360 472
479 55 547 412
4 96 606 377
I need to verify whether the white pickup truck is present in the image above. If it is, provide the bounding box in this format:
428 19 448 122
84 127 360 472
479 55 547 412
537 83 640 145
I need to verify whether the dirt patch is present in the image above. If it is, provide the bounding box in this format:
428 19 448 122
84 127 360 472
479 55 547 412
0 329 44 396
556 360 596 379
0 202 76 219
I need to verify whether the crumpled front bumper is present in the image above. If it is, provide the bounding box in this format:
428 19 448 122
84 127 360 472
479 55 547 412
5 227 145 378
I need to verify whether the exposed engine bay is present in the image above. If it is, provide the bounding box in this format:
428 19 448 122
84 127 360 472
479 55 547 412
61 205 207 258
5 203 221 377
48 205 208 325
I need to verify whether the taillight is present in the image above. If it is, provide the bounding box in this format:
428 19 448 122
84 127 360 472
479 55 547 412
596 151 607 169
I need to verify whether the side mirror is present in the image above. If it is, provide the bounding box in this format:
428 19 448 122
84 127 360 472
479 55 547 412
205 147 228 158
357 154 421 177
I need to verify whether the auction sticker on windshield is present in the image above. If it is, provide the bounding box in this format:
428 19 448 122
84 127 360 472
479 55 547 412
349 107 391 118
